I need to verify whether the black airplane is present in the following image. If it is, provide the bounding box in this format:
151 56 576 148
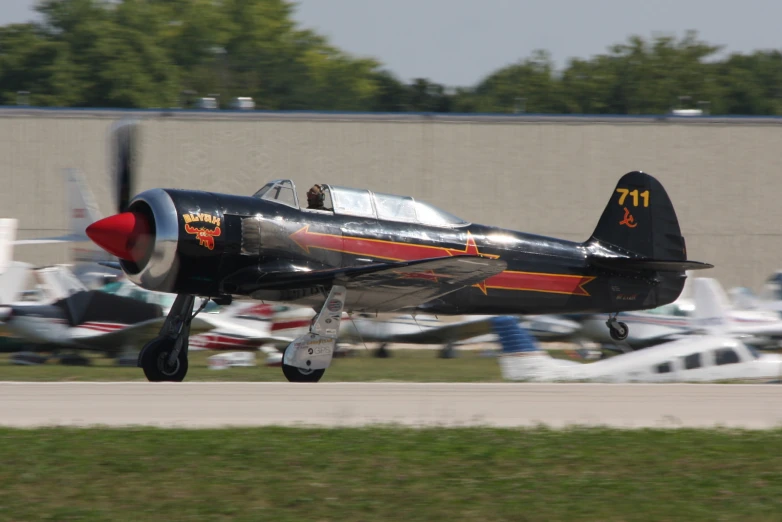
85 120 712 383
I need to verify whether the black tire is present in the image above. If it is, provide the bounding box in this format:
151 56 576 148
374 343 391 358
282 363 325 383
139 338 189 382
609 321 629 341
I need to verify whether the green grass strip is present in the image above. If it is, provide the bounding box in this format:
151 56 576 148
0 426 781 521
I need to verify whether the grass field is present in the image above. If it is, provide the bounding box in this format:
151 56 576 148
0 347 513 382
0 427 780 521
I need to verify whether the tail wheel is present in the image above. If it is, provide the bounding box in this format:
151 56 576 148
609 321 629 341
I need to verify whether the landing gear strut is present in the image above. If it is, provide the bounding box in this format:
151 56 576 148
282 285 346 383
138 294 208 382
606 314 629 341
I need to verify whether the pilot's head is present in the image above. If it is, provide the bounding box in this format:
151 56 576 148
307 184 325 207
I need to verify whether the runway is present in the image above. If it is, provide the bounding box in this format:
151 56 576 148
3 382 782 429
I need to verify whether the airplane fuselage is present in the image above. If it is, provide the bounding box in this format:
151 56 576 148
130 189 686 316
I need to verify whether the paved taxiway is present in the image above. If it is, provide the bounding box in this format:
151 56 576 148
2 382 782 429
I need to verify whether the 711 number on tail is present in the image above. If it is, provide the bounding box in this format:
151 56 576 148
616 188 650 207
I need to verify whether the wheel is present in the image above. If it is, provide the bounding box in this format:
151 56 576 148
281 343 326 382
439 342 458 359
138 337 189 382
374 343 391 358
282 363 325 383
609 321 629 341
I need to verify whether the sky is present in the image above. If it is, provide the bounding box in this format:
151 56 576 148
6 0 782 86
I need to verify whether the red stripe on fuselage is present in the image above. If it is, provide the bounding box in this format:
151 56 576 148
290 226 595 296
291 226 453 261
483 271 595 296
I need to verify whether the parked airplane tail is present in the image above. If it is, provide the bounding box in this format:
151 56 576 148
0 219 35 303
586 171 711 272
63 168 119 264
691 277 733 334
491 316 579 381
65 168 103 239
0 218 17 274
13 168 113 266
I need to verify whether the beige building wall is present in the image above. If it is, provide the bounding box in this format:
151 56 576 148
0 110 778 292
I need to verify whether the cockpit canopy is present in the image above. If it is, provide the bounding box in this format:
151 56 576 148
251 179 468 227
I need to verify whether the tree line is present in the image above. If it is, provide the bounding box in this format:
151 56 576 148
2 0 782 115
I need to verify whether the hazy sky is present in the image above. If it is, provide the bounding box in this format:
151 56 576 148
6 0 782 86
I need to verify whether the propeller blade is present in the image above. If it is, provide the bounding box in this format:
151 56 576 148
110 119 140 213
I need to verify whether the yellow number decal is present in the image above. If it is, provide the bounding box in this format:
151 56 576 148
616 188 650 207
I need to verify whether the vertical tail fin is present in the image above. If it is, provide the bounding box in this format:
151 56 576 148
65 168 103 239
63 168 115 264
0 218 17 274
0 220 34 303
588 171 688 261
692 277 732 334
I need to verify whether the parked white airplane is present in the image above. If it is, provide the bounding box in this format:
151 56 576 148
97 279 304 352
0 289 215 362
692 277 782 346
490 316 782 383
0 263 215 362
189 302 309 352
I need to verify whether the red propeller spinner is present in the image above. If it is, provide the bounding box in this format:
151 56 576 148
85 212 152 262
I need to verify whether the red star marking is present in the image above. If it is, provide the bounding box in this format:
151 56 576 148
446 232 500 259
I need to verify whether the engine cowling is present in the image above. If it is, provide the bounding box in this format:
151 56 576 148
87 188 227 296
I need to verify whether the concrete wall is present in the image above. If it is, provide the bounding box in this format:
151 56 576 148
1 110 780 291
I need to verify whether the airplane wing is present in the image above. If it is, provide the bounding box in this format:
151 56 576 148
347 314 581 346
392 319 495 344
73 316 214 353
355 315 497 345
13 235 86 245
246 255 507 312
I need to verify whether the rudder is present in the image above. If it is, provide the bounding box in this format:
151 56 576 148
589 171 687 261
65 168 103 239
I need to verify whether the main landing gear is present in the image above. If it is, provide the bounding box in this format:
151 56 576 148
281 285 347 383
138 294 208 382
606 314 629 341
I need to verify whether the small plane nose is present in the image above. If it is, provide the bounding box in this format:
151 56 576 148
85 212 152 262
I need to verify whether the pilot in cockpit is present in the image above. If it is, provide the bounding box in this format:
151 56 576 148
306 184 328 210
